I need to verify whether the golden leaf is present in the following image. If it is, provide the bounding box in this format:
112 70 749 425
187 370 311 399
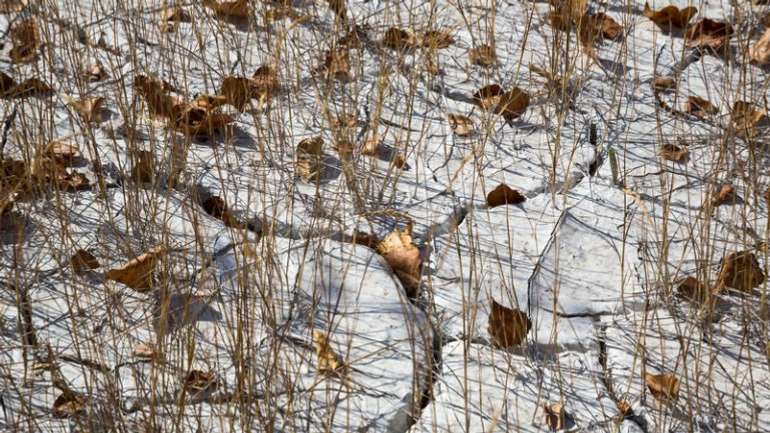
70 249 100 273
68 96 105 123
684 96 718 117
203 0 250 19
750 27 770 65
643 3 697 29
469 44 497 67
486 183 526 207
684 18 733 52
710 184 735 207
658 143 688 162
717 250 765 292
376 228 422 298
645 372 680 403
105 246 165 292
52 392 87 419
448 114 474 136
651 76 676 92
543 403 566 431
488 299 530 349
361 135 380 156
312 330 347 376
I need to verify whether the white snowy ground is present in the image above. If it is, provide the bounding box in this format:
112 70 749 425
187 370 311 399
1 0 769 432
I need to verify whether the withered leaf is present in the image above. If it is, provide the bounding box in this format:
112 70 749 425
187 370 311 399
58 170 91 191
203 0 250 19
252 65 279 102
710 184 735 207
376 228 422 298
219 76 253 111
82 64 108 82
583 12 622 41
684 96 718 117
134 75 182 118
297 136 324 156
132 342 155 359
383 27 417 50
543 403 567 431
313 329 347 376
0 73 52 98
70 249 100 273
162 6 192 22
496 87 530 122
68 96 106 123
731 101 767 135
488 299 530 349
750 27 770 65
473 84 504 110
105 246 165 291
184 370 219 394
361 135 380 156
676 276 712 305
487 183 526 207
684 18 733 52
173 105 234 137
616 400 633 417
717 250 765 292
422 30 454 49
0 0 26 13
45 141 80 164
651 76 676 92
10 19 40 63
645 372 680 403
448 113 474 136
52 392 87 419
643 3 697 29
296 137 324 183
202 196 242 228
659 143 688 162
469 44 497 67
391 154 407 169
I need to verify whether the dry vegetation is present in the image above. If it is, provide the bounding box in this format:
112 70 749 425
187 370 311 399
1 0 770 432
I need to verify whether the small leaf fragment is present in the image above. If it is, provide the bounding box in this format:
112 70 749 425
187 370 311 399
52 392 87 419
486 183 526 207
312 329 348 376
717 250 765 292
488 299 530 349
645 372 680 403
684 96 718 117
71 249 100 273
448 114 474 136
543 402 567 431
105 246 165 292
651 76 676 92
643 3 697 30
659 143 688 162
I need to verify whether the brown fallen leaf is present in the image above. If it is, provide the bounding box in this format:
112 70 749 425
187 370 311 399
105 246 165 292
297 136 324 156
422 30 454 49
684 18 733 52
643 3 698 30
57 170 91 192
616 400 633 417
543 402 567 431
0 0 26 13
717 250 765 292
469 44 497 67
582 12 623 41
448 114 474 136
252 65 279 103
684 96 718 117
45 141 80 165
312 329 348 376
473 84 504 110
70 249 100 273
645 372 680 403
203 0 250 19
750 27 770 65
651 76 676 92
376 228 422 298
659 143 688 162
731 101 767 136
184 370 219 395
319 48 351 81
383 27 417 51
676 276 712 305
52 392 87 419
488 299 530 349
487 183 526 207
710 184 735 207
219 76 253 111
9 19 41 63
69 96 106 123
162 6 192 22
131 150 154 183
173 105 234 137
391 154 407 169
202 196 242 228
296 137 325 183
132 342 155 359
496 87 530 122
134 75 183 118
82 63 108 82
361 135 380 156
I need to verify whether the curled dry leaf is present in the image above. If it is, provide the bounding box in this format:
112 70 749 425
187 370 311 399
659 143 688 162
582 12 622 41
543 402 567 431
45 141 80 164
296 136 324 182
131 150 154 183
684 96 718 117
684 18 733 52
0 0 26 13
162 6 192 22
134 75 182 118
202 196 243 228
376 228 422 298
320 48 351 81
69 96 106 123
132 342 155 359
469 44 497 67
717 250 765 292
645 372 680 403
252 65 279 103
488 299 530 349
731 101 767 135
391 154 407 169
616 400 633 417
750 27 770 65
105 246 165 292
312 330 348 376
643 3 697 30
184 370 219 394
0 72 53 98
651 76 676 92
203 0 250 19
448 114 474 136
70 249 100 273
383 27 417 50
496 87 530 122
676 276 712 305
82 63 108 82
361 135 380 156
710 184 735 207
52 392 87 419
219 76 253 111
10 19 41 63
422 30 454 49
473 84 504 110
174 105 234 137
487 183 526 207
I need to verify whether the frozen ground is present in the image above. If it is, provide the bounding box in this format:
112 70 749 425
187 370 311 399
1 0 769 432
